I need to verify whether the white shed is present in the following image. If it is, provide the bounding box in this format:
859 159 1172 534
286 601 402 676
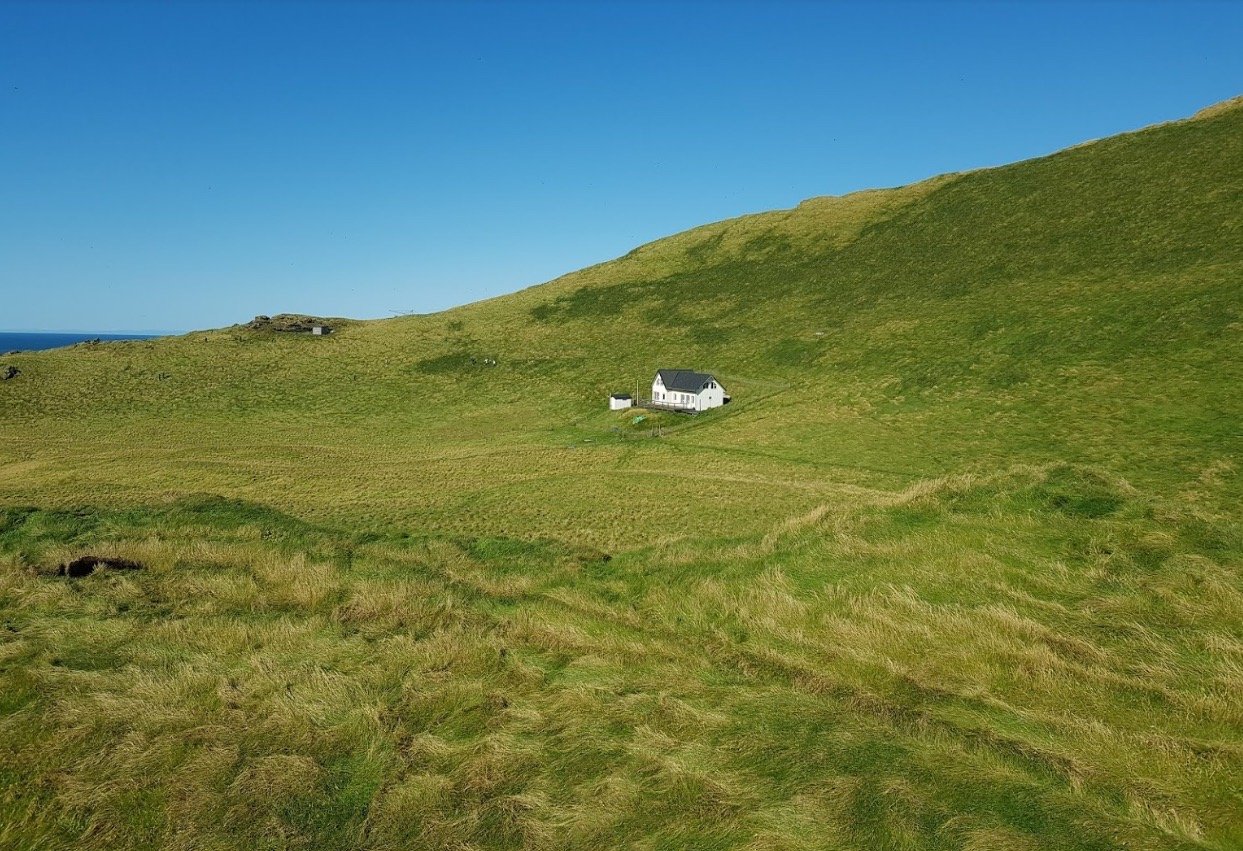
609 393 634 410
650 369 727 412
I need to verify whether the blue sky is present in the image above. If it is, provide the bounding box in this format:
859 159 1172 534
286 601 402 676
2 1 1240 333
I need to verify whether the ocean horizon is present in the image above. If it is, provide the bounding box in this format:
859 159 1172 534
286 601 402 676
0 331 161 353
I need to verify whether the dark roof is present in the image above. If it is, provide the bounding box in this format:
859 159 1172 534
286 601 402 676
655 369 719 393
610 393 633 399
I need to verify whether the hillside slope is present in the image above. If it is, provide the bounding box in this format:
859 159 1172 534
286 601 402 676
2 97 1239 534
0 99 1240 850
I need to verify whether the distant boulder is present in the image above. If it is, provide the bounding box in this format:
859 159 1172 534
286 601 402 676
1 365 19 380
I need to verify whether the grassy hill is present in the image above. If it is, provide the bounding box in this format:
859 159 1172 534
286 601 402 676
0 98 1240 849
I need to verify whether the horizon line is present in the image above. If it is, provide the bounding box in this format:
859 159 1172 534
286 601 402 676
0 329 182 336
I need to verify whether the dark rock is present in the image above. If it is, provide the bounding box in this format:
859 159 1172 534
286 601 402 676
1 366 19 380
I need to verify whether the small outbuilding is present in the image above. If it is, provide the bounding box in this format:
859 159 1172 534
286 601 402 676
311 325 330 336
609 393 634 410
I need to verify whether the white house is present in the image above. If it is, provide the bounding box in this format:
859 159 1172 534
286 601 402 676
609 393 633 410
651 369 727 412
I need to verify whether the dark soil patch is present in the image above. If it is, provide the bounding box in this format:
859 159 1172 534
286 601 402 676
58 556 144 578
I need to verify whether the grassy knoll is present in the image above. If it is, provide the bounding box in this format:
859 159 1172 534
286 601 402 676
0 99 1240 848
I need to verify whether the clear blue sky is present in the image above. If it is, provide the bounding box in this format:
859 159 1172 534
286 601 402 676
2 1 1240 333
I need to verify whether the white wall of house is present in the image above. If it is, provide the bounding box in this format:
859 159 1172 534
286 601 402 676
651 374 668 404
696 382 725 411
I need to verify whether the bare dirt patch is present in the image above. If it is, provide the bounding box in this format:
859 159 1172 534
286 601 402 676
58 556 144 578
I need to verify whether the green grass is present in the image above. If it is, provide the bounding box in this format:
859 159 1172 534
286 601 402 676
0 98 1240 849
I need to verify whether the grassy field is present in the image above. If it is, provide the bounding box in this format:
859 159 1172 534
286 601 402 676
0 98 1240 849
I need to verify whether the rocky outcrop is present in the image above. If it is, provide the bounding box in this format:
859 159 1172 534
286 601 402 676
246 314 333 333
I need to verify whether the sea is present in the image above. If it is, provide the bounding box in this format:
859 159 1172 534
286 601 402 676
0 332 160 353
